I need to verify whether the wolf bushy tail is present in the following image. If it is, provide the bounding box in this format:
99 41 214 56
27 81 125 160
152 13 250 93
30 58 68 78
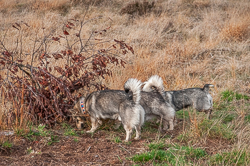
142 75 165 97
203 84 214 93
124 78 142 105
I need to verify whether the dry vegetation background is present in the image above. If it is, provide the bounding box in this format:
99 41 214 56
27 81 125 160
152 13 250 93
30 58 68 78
0 0 250 165
0 0 250 96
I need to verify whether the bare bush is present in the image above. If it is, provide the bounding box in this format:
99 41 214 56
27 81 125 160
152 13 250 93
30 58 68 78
0 17 133 128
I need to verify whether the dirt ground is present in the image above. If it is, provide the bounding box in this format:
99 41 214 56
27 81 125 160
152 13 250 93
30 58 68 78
0 121 232 166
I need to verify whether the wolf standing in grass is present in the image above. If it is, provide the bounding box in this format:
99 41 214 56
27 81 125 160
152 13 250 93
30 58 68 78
141 75 176 131
164 84 214 119
119 78 145 142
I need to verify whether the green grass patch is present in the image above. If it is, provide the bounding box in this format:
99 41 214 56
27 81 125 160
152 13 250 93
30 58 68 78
223 114 235 123
148 142 166 150
245 115 250 123
142 121 158 133
131 143 207 165
198 119 236 140
1 140 13 148
221 90 249 102
177 133 190 143
114 136 122 143
24 126 42 141
15 125 49 141
210 150 250 165
64 128 77 136
176 110 189 119
62 123 78 136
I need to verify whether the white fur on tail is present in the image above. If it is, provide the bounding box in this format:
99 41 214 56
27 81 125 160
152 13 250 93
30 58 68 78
129 105 145 128
143 75 165 97
124 78 142 105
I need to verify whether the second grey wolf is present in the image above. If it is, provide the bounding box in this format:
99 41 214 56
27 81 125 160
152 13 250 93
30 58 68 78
118 78 145 142
141 75 176 131
164 84 214 119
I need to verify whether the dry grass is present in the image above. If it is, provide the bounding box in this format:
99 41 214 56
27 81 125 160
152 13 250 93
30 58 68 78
0 0 249 120
0 0 250 164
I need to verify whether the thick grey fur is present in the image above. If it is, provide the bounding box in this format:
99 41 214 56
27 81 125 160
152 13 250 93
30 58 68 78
83 90 128 133
164 84 214 119
119 78 145 141
71 75 177 132
141 75 176 131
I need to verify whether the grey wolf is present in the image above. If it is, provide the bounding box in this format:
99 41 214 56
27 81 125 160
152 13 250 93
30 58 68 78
141 75 176 131
118 78 145 142
82 90 128 133
164 84 214 119
73 78 144 142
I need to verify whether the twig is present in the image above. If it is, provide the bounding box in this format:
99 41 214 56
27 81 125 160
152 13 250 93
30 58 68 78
118 144 131 155
85 146 91 153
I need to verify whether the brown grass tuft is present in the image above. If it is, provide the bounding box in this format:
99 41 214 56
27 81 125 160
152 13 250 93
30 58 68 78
220 16 250 42
120 1 155 16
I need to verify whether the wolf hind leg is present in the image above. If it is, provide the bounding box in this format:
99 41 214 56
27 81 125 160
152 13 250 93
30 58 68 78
168 118 174 130
124 125 132 142
134 125 141 140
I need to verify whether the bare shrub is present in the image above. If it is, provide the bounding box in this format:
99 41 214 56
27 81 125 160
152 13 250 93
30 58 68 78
0 17 133 128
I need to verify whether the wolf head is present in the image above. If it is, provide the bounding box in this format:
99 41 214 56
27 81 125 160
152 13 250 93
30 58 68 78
70 96 87 129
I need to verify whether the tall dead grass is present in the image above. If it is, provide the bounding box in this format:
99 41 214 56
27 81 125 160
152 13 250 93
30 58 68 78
0 0 250 126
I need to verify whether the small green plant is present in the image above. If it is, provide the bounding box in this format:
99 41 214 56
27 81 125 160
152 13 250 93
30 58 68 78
124 141 132 145
210 149 250 165
64 128 77 136
221 90 249 102
37 124 47 137
15 128 25 136
114 136 122 143
73 138 78 142
117 155 123 164
24 126 40 141
48 135 60 145
1 141 12 148
27 147 33 154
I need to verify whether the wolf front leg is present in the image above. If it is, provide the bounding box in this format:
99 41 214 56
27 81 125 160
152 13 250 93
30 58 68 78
86 116 100 133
